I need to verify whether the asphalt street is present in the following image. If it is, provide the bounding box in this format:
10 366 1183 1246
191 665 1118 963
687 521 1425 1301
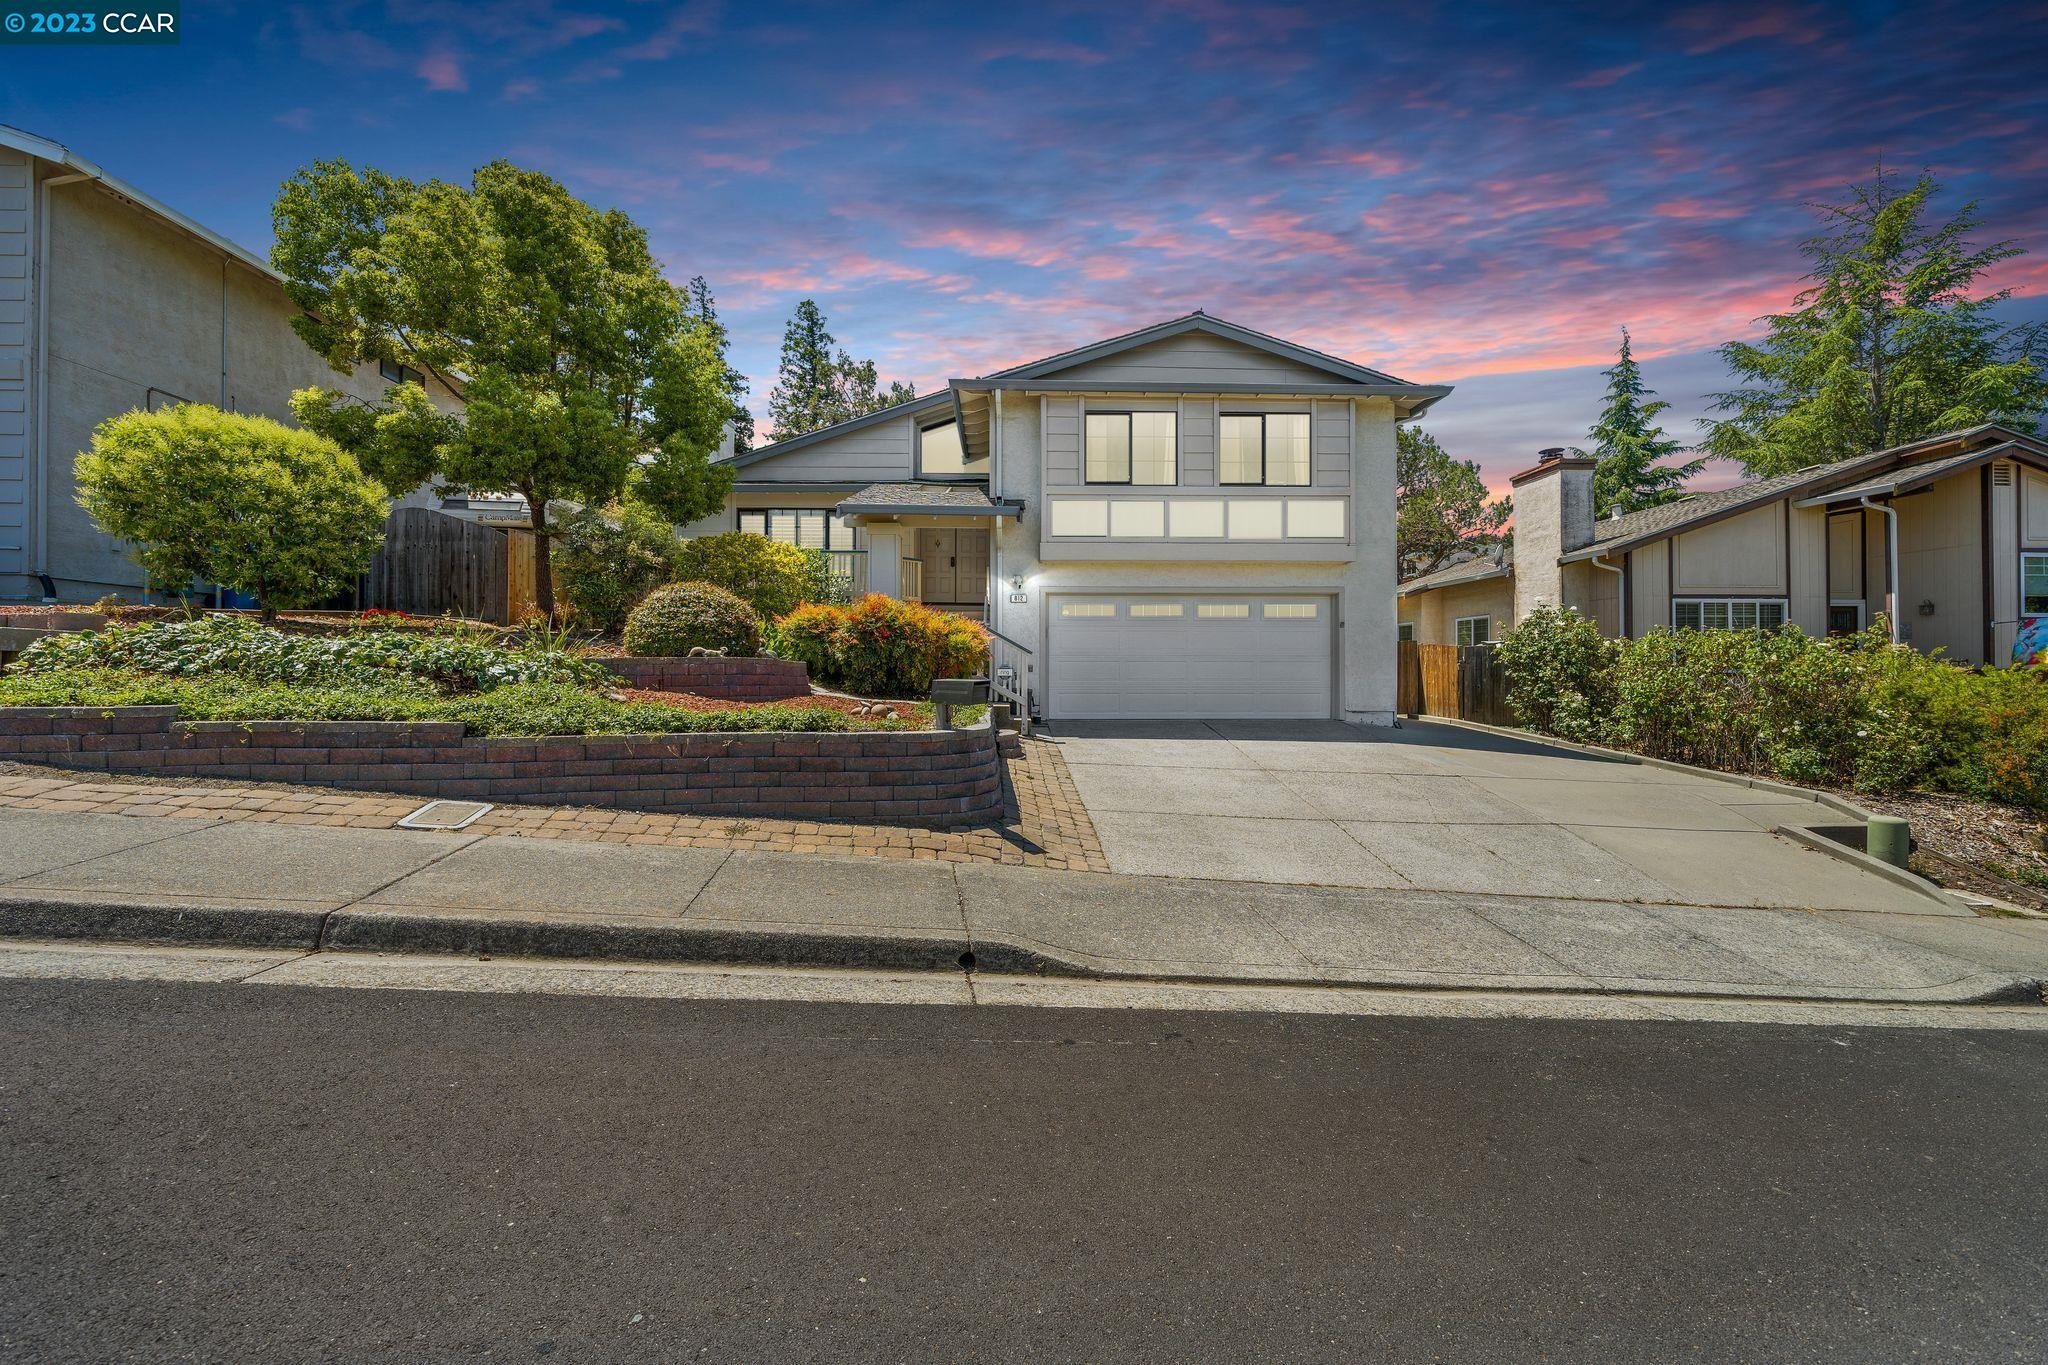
2 978 2044 1362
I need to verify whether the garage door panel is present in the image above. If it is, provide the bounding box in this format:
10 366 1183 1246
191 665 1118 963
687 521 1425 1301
1048 595 1333 720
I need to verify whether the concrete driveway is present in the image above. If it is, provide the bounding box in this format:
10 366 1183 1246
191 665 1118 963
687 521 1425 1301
1045 719 1937 913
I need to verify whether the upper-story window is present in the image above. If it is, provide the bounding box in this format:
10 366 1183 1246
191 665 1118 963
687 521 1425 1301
1085 411 1177 485
379 359 425 387
917 420 987 478
1220 412 1311 486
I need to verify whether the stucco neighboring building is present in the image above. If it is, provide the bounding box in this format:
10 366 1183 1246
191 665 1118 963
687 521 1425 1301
1397 545 1512 645
690 313 1453 725
1399 426 2048 667
0 125 464 603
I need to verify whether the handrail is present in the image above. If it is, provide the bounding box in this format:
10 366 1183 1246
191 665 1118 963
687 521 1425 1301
984 625 1034 655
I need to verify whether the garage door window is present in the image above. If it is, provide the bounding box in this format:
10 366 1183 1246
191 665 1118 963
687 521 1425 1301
1197 602 1251 619
1129 602 1183 618
1059 601 1117 618
1264 602 1319 619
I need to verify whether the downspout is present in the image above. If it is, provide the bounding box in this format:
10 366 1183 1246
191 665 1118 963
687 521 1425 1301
1590 553 1626 637
32 168 99 587
1861 496 1900 643
990 389 1003 626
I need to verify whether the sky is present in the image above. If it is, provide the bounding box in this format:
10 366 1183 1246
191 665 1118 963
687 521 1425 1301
6 0 2047 495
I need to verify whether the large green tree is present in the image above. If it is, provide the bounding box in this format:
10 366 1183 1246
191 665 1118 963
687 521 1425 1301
1587 328 1703 516
687 274 755 453
1397 427 1510 577
1702 168 2048 478
766 299 916 437
272 159 741 617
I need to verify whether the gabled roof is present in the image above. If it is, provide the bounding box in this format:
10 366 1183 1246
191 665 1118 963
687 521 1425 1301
1561 424 2047 562
0 123 281 283
835 482 1021 518
718 390 954 470
979 310 1409 386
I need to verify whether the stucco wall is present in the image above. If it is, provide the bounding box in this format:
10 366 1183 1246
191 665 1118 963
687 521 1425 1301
1399 575 1513 644
20 171 460 602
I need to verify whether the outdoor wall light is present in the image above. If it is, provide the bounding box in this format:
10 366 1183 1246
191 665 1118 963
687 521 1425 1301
1010 573 1026 591
1918 599 1936 616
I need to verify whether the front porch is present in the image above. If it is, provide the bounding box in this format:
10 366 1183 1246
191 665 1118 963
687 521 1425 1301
836 482 1023 622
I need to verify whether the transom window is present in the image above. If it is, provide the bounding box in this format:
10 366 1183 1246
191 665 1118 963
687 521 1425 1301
2022 552 2048 615
737 508 855 551
1219 412 1311 486
1085 411 1177 485
917 420 986 478
1454 615 1491 646
1674 598 1788 631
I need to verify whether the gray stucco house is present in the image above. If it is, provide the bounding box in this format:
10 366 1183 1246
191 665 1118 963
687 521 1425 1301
684 314 1451 724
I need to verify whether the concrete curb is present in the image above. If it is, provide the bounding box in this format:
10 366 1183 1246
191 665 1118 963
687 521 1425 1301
1 891 2037 1007
1411 714 1970 911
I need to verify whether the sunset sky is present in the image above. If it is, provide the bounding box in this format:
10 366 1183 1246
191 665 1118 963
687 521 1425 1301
6 0 2046 493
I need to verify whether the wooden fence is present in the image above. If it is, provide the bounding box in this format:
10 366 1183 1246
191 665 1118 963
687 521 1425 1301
359 507 510 623
1397 640 1515 726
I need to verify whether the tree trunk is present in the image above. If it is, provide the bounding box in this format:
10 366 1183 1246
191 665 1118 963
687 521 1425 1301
528 496 555 622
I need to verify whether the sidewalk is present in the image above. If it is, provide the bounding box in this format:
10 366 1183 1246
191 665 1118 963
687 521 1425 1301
2 807 2043 1006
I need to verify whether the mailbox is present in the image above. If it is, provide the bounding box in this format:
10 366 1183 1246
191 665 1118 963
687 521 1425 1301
929 676 990 730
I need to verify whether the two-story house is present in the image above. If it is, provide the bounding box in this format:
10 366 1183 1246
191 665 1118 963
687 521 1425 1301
688 313 1451 724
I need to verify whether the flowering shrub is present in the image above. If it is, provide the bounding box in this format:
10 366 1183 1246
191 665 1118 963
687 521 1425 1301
13 615 606 694
1493 610 2048 812
770 595 988 697
621 581 762 657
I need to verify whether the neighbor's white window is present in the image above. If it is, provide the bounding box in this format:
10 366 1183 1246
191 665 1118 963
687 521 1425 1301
1455 615 1491 646
2024 552 2048 614
1086 411 1176 485
739 508 855 551
917 421 985 477
1220 412 1311 486
1673 598 1788 630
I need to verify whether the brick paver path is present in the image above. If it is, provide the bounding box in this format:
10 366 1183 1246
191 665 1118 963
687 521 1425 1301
0 736 1109 872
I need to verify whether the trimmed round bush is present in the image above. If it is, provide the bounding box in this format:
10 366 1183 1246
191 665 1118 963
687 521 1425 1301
622 581 761 658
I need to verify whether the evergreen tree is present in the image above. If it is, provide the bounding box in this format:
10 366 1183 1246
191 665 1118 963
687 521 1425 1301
687 275 754 452
768 299 841 436
1588 329 1703 516
1397 427 1510 577
1702 167 2048 478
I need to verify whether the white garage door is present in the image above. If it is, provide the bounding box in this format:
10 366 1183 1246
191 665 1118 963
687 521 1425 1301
1047 595 1334 720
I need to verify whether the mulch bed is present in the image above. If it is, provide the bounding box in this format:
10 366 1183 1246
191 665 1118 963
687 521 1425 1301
1836 787 2048 912
610 687 915 722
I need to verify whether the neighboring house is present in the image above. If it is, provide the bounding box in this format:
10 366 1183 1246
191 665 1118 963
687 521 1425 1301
1397 544 1512 646
689 312 1452 723
1399 425 2048 667
0 126 465 604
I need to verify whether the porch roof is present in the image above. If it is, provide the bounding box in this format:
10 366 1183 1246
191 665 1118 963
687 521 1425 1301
834 482 1023 519
1791 441 2047 507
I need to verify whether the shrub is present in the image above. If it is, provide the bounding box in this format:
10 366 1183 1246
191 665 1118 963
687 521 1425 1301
553 502 681 633
622 581 761 657
1491 606 1619 742
673 532 824 619
770 595 989 696
74 403 390 614
13 615 605 693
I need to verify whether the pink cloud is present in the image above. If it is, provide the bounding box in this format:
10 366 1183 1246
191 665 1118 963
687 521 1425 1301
417 51 468 92
699 151 774 175
1569 63 1641 89
1651 197 1747 220
976 38 1108 64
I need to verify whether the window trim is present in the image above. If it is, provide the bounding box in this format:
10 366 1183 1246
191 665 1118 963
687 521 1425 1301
1454 614 1492 647
737 507 857 552
2022 550 2048 616
1219 411 1312 488
1084 410 1134 486
378 358 424 387
1827 600 1865 636
1397 621 1416 642
914 419 983 481
1672 596 1790 631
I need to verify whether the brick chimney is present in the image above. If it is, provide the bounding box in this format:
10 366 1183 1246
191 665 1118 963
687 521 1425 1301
1510 447 1598 622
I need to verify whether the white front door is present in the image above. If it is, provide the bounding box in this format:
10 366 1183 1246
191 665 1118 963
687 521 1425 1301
1047 594 1334 720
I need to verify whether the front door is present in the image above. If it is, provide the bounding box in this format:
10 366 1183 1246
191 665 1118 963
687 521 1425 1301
920 530 957 603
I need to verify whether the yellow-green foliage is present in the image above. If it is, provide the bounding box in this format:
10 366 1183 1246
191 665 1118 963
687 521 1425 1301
771 595 989 697
75 403 389 611
622 581 762 657
673 531 830 619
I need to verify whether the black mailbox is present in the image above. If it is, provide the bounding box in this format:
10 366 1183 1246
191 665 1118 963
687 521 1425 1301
929 677 990 705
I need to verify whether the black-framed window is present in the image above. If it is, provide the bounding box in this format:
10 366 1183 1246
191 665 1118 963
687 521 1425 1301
917 420 986 478
1219 412 1311 486
2023 551 2048 615
1085 411 1175 485
379 359 425 387
737 508 856 551
1397 621 1416 642
1673 598 1787 631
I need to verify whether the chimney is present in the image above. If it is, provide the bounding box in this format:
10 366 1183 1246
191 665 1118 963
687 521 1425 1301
1509 446 1598 622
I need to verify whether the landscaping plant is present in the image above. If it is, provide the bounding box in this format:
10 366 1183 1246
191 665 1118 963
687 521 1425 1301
1491 605 1618 743
73 403 389 617
622 582 762 658
553 502 682 633
770 595 989 697
672 532 826 619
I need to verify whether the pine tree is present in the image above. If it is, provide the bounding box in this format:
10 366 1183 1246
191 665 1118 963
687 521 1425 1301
687 275 754 452
1588 329 1704 516
1702 167 2048 479
767 299 840 437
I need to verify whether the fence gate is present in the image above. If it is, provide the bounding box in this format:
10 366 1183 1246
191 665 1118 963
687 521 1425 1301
360 508 511 622
1397 640 1514 725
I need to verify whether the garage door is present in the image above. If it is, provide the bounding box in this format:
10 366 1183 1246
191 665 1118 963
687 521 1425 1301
1047 595 1333 720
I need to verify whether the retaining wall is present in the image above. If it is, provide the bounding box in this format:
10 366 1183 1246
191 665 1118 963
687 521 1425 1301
0 706 1004 825
601 656 811 701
